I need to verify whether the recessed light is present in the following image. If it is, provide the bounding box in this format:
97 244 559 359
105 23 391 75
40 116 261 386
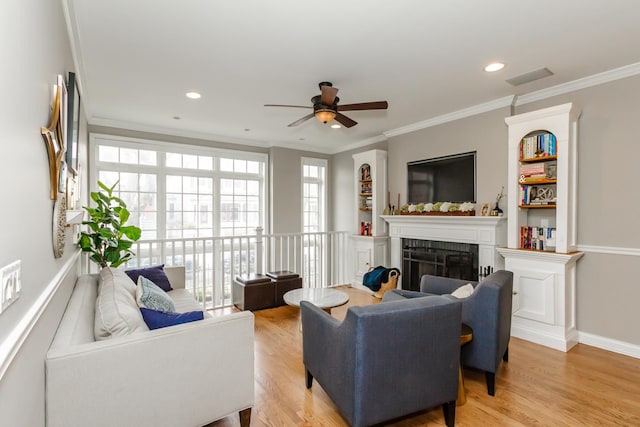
299 138 305 141
244 128 251 132
186 92 201 99
484 62 505 72
173 116 181 120
331 124 341 129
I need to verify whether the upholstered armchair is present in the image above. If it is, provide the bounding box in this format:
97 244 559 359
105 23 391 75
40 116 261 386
301 296 462 427
382 270 513 396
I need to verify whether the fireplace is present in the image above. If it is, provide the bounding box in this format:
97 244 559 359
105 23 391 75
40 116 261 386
402 239 478 291
382 215 507 290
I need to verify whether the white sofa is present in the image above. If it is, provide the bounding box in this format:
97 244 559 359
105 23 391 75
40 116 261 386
46 266 255 427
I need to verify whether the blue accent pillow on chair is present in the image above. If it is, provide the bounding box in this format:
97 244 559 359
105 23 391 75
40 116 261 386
140 307 204 330
125 265 173 291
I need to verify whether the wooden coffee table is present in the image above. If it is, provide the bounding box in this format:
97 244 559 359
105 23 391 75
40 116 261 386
283 288 349 330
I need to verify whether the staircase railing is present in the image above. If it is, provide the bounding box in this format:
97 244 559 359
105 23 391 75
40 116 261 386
94 228 350 309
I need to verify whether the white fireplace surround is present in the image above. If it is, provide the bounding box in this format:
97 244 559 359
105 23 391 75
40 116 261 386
382 215 507 287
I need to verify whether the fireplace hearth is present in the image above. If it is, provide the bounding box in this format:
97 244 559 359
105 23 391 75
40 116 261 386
382 215 507 290
402 239 478 291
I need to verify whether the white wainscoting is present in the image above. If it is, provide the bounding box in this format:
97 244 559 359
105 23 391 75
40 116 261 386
0 250 80 381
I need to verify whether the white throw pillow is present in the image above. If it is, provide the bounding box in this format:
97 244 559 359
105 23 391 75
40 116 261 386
95 267 149 341
451 283 475 299
136 276 176 312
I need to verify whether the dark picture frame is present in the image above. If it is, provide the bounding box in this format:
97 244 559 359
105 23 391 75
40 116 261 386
66 72 80 171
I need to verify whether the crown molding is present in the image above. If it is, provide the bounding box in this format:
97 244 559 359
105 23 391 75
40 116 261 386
61 0 91 119
383 96 515 139
91 117 390 156
89 117 273 149
330 134 388 155
515 62 640 106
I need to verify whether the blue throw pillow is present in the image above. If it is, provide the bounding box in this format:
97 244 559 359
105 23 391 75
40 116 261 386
136 276 176 313
125 265 173 291
140 307 204 330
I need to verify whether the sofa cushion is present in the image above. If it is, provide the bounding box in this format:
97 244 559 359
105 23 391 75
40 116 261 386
451 283 475 299
140 307 204 330
136 276 176 312
125 265 173 291
95 267 149 341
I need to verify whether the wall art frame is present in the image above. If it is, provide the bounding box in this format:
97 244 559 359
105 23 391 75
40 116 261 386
65 71 80 171
41 83 64 200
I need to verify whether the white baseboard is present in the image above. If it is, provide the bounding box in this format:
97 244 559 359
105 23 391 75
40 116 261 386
511 325 578 352
577 331 640 359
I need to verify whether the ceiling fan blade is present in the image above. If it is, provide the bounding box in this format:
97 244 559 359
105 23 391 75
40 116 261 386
320 85 338 105
287 113 315 127
335 113 357 128
264 104 312 109
338 101 388 111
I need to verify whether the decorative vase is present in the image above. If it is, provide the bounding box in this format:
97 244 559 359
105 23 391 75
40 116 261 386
490 202 503 217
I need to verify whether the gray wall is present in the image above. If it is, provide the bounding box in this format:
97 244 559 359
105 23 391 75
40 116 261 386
514 75 640 345
269 147 330 234
334 76 640 346
0 0 86 425
387 108 510 210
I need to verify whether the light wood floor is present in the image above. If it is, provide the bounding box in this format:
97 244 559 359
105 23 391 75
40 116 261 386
209 286 640 426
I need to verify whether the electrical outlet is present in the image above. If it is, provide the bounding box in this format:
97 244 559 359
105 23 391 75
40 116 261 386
0 260 21 314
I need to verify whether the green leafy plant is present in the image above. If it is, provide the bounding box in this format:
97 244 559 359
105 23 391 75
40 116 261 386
79 181 142 268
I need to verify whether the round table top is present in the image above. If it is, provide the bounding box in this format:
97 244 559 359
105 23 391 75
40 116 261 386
283 288 349 310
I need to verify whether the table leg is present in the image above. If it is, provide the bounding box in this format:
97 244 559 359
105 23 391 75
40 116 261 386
457 366 466 406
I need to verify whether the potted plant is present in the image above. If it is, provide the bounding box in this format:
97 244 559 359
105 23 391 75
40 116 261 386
79 180 142 268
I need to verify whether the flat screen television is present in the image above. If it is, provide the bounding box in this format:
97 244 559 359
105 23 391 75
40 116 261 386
407 151 476 204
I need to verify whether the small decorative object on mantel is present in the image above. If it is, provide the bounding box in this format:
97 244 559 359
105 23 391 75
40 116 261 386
490 187 505 217
399 201 476 216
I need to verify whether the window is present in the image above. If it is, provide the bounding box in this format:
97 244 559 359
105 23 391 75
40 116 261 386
302 158 327 286
91 134 267 241
302 158 327 233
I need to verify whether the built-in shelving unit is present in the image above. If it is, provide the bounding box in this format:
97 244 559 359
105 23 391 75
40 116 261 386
350 149 389 287
498 103 583 352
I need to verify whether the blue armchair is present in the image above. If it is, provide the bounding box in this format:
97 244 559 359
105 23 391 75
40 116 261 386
301 296 462 427
382 270 513 396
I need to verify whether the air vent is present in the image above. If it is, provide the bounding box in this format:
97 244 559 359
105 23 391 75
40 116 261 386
506 68 554 86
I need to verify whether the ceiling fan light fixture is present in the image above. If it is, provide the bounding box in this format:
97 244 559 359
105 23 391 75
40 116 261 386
315 109 336 124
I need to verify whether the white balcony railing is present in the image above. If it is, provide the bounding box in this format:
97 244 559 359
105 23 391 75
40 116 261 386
90 228 350 310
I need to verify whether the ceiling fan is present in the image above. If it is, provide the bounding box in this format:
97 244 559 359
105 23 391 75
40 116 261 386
264 81 388 128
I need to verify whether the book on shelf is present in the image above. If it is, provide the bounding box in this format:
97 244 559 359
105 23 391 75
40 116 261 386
519 184 556 206
519 161 557 180
520 132 557 160
360 182 372 193
520 226 556 251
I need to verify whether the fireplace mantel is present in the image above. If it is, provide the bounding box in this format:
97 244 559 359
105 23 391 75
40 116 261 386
382 215 507 286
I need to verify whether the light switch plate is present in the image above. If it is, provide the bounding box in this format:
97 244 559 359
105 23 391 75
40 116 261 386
0 260 21 314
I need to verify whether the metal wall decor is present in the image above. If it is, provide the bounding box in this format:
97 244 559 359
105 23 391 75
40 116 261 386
41 75 69 257
40 81 65 200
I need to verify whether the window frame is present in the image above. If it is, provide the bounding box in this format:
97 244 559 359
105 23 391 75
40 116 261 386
301 157 327 233
89 133 269 240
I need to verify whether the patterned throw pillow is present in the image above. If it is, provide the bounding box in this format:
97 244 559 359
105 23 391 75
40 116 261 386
136 276 176 312
140 308 204 330
125 265 173 291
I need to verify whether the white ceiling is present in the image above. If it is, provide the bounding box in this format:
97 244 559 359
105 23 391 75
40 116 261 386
64 0 640 154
